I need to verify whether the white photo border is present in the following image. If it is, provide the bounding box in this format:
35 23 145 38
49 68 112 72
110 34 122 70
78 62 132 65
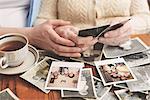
45 61 84 91
0 88 19 100
94 58 137 86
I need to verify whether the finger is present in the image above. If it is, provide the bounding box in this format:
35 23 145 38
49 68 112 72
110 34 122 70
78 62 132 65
105 19 131 38
48 28 75 46
76 36 94 45
48 20 70 26
99 34 129 46
49 39 82 53
69 26 79 34
104 29 120 38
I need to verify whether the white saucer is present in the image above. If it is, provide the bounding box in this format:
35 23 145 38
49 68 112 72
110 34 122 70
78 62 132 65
0 45 39 75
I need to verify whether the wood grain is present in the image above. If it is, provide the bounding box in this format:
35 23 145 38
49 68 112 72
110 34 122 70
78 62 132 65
0 33 150 100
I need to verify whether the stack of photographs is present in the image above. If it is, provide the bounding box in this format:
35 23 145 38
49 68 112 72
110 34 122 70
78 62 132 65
100 37 150 100
19 35 150 100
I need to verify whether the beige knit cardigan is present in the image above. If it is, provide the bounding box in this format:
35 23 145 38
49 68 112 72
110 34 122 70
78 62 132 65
35 0 150 33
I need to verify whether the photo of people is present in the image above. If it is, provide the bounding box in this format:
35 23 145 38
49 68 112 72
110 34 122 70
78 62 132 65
61 68 96 98
45 62 84 90
94 58 136 86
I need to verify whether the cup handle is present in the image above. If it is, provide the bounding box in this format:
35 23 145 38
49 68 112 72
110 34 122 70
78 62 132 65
0 57 8 69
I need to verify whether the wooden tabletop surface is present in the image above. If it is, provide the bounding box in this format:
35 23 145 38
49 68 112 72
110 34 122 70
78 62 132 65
0 33 150 100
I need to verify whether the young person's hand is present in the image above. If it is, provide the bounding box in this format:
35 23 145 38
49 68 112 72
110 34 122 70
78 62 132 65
27 20 83 57
98 21 133 46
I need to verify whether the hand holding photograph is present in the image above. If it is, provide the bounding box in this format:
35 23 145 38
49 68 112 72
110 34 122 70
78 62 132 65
103 38 149 58
45 61 84 90
0 88 19 100
94 58 137 86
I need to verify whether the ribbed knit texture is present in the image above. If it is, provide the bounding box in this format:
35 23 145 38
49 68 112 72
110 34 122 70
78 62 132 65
35 0 150 33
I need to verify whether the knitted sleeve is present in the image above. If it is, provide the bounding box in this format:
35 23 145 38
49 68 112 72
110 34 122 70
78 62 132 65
34 0 58 25
130 0 150 33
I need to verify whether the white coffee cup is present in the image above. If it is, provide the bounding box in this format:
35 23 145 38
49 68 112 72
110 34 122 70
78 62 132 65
0 33 29 69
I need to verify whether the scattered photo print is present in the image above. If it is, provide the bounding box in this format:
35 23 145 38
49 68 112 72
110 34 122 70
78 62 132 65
114 89 146 100
20 57 54 93
93 76 111 99
0 88 19 100
114 83 128 89
103 38 149 58
71 43 103 66
38 50 72 62
127 64 150 92
123 50 150 67
61 68 96 99
45 62 84 90
94 58 136 86
100 92 117 100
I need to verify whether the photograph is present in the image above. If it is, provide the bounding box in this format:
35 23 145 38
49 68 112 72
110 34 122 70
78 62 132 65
93 76 112 99
0 88 19 100
114 83 128 89
94 58 137 86
38 50 72 62
45 61 84 90
103 38 149 58
127 64 150 92
123 50 150 67
71 43 103 66
100 92 117 100
61 68 96 99
20 57 54 93
114 89 147 100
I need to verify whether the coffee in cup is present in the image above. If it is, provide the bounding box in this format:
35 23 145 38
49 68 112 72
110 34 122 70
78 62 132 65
0 33 29 69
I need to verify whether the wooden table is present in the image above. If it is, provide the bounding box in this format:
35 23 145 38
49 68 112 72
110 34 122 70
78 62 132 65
0 34 150 100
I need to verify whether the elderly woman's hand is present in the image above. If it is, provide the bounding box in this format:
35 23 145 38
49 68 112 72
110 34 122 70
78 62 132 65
55 25 98 52
98 21 133 46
